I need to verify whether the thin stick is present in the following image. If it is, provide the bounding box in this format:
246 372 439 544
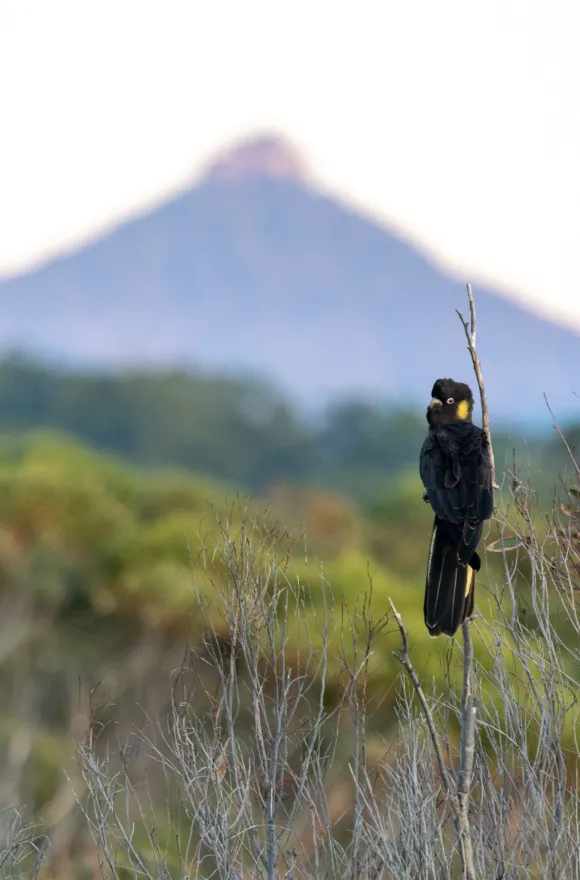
389 284 488 879
455 283 490 880
544 392 580 481
388 598 455 798
389 598 478 877
457 620 477 879
456 283 497 487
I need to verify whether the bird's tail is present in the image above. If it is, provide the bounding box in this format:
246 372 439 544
458 517 484 566
424 517 480 637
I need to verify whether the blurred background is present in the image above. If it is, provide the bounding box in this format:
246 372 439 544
1 0 579 872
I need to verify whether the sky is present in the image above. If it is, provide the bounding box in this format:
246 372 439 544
1 0 580 329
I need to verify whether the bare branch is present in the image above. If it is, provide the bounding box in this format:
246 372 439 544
544 392 580 481
388 599 454 798
456 282 497 487
457 620 477 880
455 283 494 879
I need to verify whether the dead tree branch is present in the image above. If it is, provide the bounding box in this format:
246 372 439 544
388 599 454 798
456 282 497 487
387 285 495 880
456 282 493 879
457 618 477 878
388 599 476 879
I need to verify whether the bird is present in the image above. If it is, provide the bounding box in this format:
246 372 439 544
419 378 494 637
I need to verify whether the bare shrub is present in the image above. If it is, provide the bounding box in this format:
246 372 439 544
0 808 47 879
22 286 580 877
69 464 580 879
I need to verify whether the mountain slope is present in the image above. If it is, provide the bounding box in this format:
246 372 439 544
1 139 579 421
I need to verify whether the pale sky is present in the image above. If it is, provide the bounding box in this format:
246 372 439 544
2 0 580 329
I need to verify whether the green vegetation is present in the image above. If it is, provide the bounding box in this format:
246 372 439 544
0 358 578 874
0 355 573 503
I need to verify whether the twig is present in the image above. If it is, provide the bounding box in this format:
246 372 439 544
544 392 580 481
388 599 454 798
390 285 492 877
455 283 492 880
389 599 478 878
456 283 497 487
457 620 477 879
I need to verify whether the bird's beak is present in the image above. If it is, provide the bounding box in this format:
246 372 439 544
429 398 442 409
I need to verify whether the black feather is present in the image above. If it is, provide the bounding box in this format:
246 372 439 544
424 518 477 637
420 379 494 636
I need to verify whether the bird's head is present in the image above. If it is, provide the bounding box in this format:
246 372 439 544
427 378 474 427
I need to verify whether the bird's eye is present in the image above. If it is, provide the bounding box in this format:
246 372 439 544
446 397 454 405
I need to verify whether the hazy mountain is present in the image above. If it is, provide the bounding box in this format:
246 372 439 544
1 135 579 422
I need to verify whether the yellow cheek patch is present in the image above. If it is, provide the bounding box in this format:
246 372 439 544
457 400 470 420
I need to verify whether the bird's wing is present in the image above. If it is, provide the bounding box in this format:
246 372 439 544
476 432 495 520
420 430 465 523
457 425 494 522
420 425 493 525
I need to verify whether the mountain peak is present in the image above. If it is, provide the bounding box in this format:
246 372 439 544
202 134 308 184
1 147 579 421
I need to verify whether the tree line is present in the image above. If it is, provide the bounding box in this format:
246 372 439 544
0 354 568 503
